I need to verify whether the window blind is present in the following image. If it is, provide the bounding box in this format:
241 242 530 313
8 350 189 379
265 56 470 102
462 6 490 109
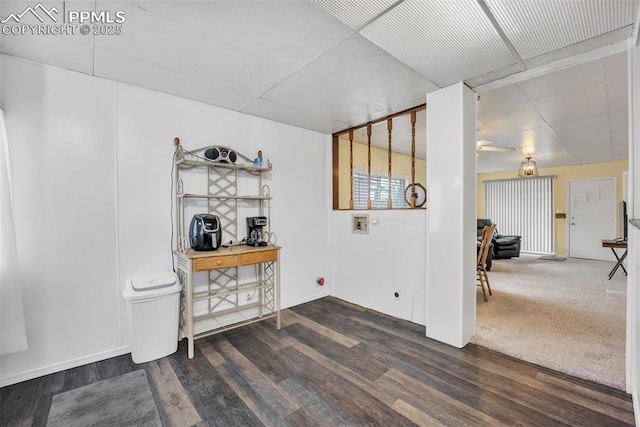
484 176 553 254
353 171 408 209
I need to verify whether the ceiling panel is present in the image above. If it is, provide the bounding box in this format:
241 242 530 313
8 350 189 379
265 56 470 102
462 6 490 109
501 126 563 148
476 128 517 149
521 142 571 158
240 98 345 134
532 83 608 125
477 84 529 115
359 0 516 87
0 1 95 75
128 0 352 71
299 34 438 110
486 0 638 60
0 34 94 75
312 0 398 30
478 103 548 134
604 51 628 82
607 77 628 113
96 3 293 97
94 48 254 111
533 153 578 168
553 114 612 149
611 110 629 149
261 73 387 126
515 59 605 100
573 150 616 164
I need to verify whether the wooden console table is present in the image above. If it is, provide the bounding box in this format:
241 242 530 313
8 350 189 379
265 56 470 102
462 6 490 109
175 245 281 359
601 239 627 280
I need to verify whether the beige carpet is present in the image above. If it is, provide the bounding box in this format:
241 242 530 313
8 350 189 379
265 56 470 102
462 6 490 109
472 254 627 390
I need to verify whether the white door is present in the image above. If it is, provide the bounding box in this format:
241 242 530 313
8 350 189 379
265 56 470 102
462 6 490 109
568 178 616 261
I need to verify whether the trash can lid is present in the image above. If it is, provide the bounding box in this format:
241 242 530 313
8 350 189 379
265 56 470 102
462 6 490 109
129 272 178 292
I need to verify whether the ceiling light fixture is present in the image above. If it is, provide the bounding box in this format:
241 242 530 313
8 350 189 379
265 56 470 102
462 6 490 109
518 157 539 177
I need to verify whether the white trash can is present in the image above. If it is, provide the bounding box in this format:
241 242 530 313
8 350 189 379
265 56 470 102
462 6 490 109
122 271 182 363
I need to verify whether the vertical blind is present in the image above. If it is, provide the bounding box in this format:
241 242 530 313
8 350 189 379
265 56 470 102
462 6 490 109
485 176 553 254
353 171 407 209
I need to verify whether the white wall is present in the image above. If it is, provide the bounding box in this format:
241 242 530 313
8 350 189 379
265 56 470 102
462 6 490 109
0 55 332 386
1 57 122 384
331 209 426 325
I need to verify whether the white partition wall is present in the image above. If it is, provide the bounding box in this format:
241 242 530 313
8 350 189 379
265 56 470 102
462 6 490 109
425 83 477 347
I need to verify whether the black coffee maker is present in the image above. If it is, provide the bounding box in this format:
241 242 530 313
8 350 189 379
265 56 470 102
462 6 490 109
246 216 267 247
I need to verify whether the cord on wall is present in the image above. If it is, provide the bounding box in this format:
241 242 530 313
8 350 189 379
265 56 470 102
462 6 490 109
410 290 420 322
170 150 177 272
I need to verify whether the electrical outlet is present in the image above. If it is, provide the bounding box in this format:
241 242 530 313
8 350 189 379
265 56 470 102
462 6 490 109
246 293 254 301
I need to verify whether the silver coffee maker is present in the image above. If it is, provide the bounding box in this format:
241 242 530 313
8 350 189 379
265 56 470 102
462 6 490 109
246 216 268 247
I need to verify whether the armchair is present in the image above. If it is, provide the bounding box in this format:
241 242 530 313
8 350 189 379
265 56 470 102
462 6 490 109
477 219 521 260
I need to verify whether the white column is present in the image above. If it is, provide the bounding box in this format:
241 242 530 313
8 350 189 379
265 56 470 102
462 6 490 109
425 82 477 347
626 41 640 410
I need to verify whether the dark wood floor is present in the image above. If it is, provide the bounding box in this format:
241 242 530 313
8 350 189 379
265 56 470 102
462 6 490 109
1 297 635 426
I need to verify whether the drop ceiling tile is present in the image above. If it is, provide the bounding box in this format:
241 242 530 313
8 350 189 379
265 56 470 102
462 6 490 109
610 110 629 148
573 150 615 164
312 0 398 30
1 1 96 44
477 129 517 149
1 0 95 73
128 1 352 71
478 103 548 134
261 73 387 124
465 64 524 89
94 48 254 111
516 58 605 100
477 84 529 115
477 121 490 132
533 153 578 168
501 126 563 147
241 98 345 134
521 142 570 158
360 0 516 87
553 114 612 150
532 83 608 125
95 3 294 97
485 0 637 60
299 34 438 110
0 33 94 75
607 77 628 113
604 51 628 82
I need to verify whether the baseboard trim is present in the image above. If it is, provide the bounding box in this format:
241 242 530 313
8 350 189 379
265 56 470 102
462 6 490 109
1 294 330 388
282 291 330 310
0 345 131 387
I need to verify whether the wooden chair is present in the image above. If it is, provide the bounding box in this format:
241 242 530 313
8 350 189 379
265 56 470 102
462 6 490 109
477 224 496 302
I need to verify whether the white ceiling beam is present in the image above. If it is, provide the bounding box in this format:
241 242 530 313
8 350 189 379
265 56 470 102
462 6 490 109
476 0 525 73
473 39 628 93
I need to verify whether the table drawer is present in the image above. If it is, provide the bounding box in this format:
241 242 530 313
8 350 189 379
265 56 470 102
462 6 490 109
195 255 239 271
241 250 278 265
